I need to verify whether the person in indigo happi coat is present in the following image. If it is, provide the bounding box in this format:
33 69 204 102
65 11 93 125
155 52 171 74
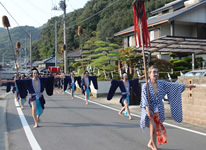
107 73 144 120
4 69 63 128
81 71 98 105
64 72 81 99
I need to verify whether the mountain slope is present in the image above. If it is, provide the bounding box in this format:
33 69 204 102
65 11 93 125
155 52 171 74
32 0 175 60
0 26 41 63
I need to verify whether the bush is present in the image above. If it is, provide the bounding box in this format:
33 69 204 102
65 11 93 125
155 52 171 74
184 57 192 63
112 72 121 80
170 72 180 78
173 60 187 67
169 59 178 63
174 66 185 71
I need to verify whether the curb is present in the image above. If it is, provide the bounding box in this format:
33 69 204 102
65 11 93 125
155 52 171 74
0 92 10 150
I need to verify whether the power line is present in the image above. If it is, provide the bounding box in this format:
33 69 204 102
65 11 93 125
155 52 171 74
0 2 30 38
67 0 121 29
23 0 51 16
67 0 75 11
11 0 43 27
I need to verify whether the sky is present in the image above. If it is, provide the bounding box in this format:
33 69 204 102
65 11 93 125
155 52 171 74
0 0 89 28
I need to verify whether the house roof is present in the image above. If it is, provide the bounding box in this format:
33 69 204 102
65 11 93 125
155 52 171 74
67 49 81 57
133 35 206 55
114 0 206 37
37 57 63 64
151 0 187 15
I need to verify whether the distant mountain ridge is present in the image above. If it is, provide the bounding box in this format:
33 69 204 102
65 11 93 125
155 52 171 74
0 26 41 62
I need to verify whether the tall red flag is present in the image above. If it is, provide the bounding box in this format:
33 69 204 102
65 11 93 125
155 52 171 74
133 0 151 48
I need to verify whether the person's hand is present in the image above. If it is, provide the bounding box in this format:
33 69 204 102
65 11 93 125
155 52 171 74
2 80 7 83
60 73 65 79
139 74 145 79
83 86 86 91
147 111 153 119
184 84 196 89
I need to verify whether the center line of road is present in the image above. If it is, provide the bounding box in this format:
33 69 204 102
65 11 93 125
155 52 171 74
14 98 42 150
65 91 206 137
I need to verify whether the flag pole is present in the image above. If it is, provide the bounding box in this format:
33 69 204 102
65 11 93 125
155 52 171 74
139 21 151 107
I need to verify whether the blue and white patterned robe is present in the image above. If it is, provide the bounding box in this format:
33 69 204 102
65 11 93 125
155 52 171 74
140 80 185 131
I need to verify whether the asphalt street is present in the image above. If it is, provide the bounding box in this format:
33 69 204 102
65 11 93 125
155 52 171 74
5 89 206 150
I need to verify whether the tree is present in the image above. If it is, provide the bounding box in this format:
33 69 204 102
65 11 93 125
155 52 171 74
169 52 190 60
78 40 120 75
119 47 142 69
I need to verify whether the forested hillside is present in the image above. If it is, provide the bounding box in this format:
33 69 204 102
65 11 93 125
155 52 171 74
32 0 175 60
0 26 41 63
0 0 175 62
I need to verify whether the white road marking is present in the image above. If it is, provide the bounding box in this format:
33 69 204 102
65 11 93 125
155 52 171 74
66 91 206 137
14 99 42 150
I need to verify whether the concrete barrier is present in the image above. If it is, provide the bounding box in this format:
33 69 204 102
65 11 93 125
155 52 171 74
90 81 121 98
178 76 206 127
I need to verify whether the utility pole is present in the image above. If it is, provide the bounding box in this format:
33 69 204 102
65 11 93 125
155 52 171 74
63 0 67 74
19 48 21 70
55 21 58 66
25 36 27 70
59 0 67 74
30 33 32 70
2 53 5 67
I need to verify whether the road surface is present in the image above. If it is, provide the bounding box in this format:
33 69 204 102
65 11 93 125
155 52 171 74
5 89 206 150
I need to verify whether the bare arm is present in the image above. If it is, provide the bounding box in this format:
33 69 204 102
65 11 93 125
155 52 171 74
2 79 15 83
138 74 145 80
184 84 196 89
54 73 65 79
105 78 112 81
145 106 153 119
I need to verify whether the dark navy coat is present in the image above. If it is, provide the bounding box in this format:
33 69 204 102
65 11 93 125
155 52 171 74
16 76 54 109
64 76 81 91
107 78 139 106
81 76 98 95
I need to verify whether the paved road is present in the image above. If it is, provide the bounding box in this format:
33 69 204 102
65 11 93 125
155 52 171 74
6 89 206 150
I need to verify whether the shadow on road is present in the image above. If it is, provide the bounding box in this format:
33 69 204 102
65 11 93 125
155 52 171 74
6 109 34 132
45 106 106 110
40 121 140 129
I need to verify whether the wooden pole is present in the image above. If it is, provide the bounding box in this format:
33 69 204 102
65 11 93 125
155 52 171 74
6 28 18 73
139 21 151 107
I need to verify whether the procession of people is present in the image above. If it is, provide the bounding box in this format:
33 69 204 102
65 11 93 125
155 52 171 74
0 62 197 150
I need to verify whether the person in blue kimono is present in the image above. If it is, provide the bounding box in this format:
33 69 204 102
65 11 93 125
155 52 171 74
14 69 62 128
18 74 28 110
107 73 144 120
140 65 196 150
64 72 81 99
81 71 98 105
4 74 20 101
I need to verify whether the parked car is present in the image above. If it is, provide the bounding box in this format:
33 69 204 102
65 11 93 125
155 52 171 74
183 70 206 77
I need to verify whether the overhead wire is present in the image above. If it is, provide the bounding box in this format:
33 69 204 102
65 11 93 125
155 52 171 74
0 2 30 38
11 0 43 26
66 0 121 29
23 0 51 16
67 0 75 11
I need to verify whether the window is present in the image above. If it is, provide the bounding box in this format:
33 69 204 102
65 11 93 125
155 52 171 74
129 36 136 47
150 31 155 41
149 29 160 41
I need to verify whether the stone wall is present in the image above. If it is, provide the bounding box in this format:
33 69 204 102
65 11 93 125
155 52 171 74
178 76 206 127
